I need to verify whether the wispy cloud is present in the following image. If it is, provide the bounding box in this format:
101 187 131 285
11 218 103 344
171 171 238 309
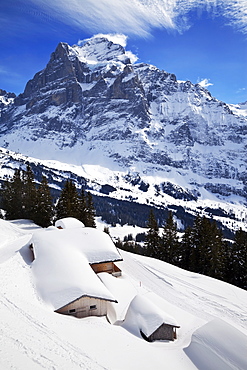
197 78 214 88
0 66 8 75
25 0 247 36
236 87 246 94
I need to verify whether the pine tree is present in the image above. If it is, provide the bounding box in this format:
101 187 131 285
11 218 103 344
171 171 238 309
22 165 37 221
189 215 212 274
230 228 247 289
160 211 179 264
188 214 226 279
56 179 80 220
3 169 24 219
144 210 160 258
207 220 226 280
84 191 96 227
180 226 193 270
35 176 54 227
78 188 87 225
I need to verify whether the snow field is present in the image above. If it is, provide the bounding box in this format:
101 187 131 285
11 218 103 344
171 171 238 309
0 219 247 369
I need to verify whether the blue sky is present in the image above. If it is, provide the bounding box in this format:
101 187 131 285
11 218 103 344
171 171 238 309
0 0 246 104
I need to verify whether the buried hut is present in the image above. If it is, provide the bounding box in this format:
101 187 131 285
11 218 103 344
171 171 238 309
123 294 180 341
31 219 123 318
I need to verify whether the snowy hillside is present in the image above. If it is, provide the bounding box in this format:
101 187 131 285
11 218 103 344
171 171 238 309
1 146 246 234
1 219 247 369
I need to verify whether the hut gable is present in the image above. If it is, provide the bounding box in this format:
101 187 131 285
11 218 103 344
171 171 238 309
56 296 109 318
141 323 178 342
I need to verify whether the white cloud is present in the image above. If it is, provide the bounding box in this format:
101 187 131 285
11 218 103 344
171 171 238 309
197 78 214 88
236 87 246 94
27 0 247 36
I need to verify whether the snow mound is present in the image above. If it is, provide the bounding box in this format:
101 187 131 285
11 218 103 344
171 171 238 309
31 227 122 310
0 219 27 248
184 318 247 370
122 294 179 338
98 272 137 323
55 217 84 229
0 219 33 263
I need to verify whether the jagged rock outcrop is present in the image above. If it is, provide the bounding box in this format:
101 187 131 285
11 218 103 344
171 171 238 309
0 89 16 109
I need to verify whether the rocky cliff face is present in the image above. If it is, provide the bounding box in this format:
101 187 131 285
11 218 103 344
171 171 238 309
0 35 246 209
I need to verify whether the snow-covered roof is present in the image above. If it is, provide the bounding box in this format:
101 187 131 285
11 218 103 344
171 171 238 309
98 272 137 323
31 226 122 310
55 217 85 229
124 294 179 338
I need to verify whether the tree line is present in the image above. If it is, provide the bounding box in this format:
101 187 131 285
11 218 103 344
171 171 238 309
118 210 247 290
1 166 246 290
1 166 96 228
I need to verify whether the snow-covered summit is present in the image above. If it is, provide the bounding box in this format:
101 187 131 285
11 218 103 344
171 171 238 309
69 34 136 67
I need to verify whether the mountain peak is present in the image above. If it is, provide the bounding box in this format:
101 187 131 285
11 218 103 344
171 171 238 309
68 34 137 67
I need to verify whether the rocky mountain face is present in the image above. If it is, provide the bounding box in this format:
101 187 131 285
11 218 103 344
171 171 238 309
0 35 246 227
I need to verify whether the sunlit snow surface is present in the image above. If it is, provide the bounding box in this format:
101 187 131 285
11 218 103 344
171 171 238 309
0 219 247 369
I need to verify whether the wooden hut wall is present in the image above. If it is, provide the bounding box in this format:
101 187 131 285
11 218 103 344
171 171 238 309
142 324 176 342
56 296 108 318
91 262 122 276
150 324 175 341
91 262 114 274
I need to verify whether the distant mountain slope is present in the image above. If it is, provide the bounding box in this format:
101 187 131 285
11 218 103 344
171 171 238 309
0 34 246 227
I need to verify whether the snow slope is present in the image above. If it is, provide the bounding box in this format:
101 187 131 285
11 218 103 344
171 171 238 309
0 219 247 369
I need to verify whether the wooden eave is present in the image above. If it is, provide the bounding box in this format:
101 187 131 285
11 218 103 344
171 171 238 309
56 294 118 311
89 257 123 265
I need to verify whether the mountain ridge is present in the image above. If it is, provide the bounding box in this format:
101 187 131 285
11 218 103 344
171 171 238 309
0 34 246 230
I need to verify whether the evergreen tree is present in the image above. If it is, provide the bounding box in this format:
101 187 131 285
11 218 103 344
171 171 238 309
144 210 160 258
35 176 54 227
188 215 226 279
160 211 179 264
189 215 211 274
180 226 193 270
22 165 37 220
56 179 80 220
103 226 110 235
78 188 87 224
2 169 24 219
84 191 96 227
230 228 247 289
207 220 226 280
78 189 96 227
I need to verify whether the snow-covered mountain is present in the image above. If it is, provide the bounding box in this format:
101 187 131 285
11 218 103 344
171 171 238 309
1 218 247 369
0 34 246 229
